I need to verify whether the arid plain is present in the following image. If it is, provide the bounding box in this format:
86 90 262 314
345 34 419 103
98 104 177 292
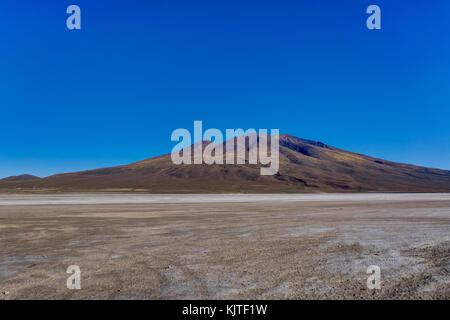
0 193 449 299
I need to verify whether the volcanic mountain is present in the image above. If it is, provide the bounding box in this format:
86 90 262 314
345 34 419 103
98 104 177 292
1 134 450 193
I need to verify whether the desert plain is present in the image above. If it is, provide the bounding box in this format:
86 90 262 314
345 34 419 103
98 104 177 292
0 193 449 299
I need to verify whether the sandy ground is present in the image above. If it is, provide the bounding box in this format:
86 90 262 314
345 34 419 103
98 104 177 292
0 193 449 299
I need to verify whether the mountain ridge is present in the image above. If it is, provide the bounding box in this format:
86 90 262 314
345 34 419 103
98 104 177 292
1 134 450 193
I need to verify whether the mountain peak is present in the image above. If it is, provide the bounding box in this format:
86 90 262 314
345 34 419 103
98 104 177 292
279 134 329 148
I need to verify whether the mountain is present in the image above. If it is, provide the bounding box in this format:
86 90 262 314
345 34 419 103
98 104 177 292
0 174 40 182
1 134 450 193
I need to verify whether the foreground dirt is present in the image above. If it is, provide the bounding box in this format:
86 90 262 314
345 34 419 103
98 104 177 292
0 194 449 299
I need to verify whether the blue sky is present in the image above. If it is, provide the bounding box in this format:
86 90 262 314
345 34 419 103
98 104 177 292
1 0 450 178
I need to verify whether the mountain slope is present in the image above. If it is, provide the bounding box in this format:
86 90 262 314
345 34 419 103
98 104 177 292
0 174 40 182
1 134 450 193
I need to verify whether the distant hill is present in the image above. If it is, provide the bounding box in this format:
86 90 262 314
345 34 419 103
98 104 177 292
0 174 40 182
1 134 450 193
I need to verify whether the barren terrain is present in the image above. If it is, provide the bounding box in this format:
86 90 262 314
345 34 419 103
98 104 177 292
0 193 449 299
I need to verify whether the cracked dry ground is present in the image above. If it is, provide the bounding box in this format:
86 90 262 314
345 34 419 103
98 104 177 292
0 198 449 299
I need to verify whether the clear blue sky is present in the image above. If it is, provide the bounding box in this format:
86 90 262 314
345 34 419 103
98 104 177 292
1 0 450 178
